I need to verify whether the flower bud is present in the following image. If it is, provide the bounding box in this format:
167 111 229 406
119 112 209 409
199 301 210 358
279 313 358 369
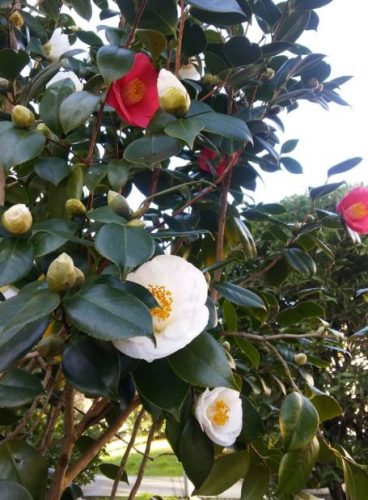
74 267 85 288
9 11 24 29
126 218 145 228
69 25 79 32
47 253 77 293
0 77 9 90
108 190 132 218
1 204 32 234
157 69 190 117
11 105 35 129
294 353 308 366
37 335 64 357
65 198 86 216
36 123 51 138
202 73 220 86
262 68 275 81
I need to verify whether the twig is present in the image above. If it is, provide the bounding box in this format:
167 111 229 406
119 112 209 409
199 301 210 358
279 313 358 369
38 400 63 454
74 398 110 439
223 331 328 342
110 407 145 500
175 0 186 76
265 341 301 393
127 417 159 500
125 0 149 49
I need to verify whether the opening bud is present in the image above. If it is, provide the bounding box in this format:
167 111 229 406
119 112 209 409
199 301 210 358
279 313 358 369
157 69 190 117
11 105 35 129
47 253 77 293
1 204 32 234
294 353 308 366
65 198 87 216
108 190 132 218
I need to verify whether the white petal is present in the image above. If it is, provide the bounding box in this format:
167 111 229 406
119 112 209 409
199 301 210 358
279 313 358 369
157 69 187 95
179 64 201 81
46 71 83 91
46 29 71 62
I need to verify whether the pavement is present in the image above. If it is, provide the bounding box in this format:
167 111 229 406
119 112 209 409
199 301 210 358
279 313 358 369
82 474 242 498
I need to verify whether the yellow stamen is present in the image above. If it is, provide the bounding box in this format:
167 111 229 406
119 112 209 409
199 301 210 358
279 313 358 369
148 284 173 322
207 399 230 426
347 202 368 220
122 78 146 106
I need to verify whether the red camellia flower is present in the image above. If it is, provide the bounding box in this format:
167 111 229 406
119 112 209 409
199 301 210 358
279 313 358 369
106 53 160 128
198 148 241 176
336 186 368 234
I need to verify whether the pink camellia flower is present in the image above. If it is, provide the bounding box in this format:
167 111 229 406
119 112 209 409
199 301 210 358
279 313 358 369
336 187 368 234
198 148 241 176
106 53 160 128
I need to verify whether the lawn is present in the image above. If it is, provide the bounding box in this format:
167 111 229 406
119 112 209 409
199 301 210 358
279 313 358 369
103 438 183 477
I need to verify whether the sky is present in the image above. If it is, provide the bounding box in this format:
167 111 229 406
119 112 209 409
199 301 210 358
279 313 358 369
68 0 367 203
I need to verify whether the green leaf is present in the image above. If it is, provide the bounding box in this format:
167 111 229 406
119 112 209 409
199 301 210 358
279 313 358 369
0 50 29 80
186 0 244 14
96 45 134 83
0 238 34 287
224 36 261 66
99 463 128 484
280 392 319 452
169 332 237 389
281 156 303 174
62 336 121 399
278 437 319 494
327 157 362 178
310 394 343 422
70 0 92 20
214 282 267 319
137 0 178 36
136 29 166 61
0 319 48 373
195 450 250 496
178 417 214 488
63 283 153 341
275 9 311 43
39 78 75 136
123 135 182 166
235 337 260 369
200 112 253 143
182 21 207 57
284 248 316 276
59 91 100 134
87 206 126 225
133 359 189 418
0 369 43 408
0 440 48 499
0 127 46 172
281 139 299 154
95 224 155 274
309 181 345 200
241 462 270 500
239 396 264 442
84 163 107 192
164 117 204 148
34 157 69 186
277 300 324 326
107 160 130 191
0 480 33 500
341 458 368 500
31 219 78 257
223 300 238 332
188 0 247 25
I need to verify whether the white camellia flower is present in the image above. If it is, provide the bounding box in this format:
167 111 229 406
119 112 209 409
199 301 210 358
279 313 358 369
46 70 83 91
1 204 32 234
178 63 201 81
195 387 243 447
43 28 71 62
113 255 209 362
157 69 191 117
0 286 18 300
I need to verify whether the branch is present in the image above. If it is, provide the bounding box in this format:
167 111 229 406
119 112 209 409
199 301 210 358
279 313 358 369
223 331 329 342
175 0 186 76
125 0 148 49
63 398 140 489
110 407 145 500
74 398 110 439
265 341 301 393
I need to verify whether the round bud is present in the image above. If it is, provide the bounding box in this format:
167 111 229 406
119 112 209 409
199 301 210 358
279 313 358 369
1 204 32 234
262 68 275 81
47 253 77 293
222 341 231 352
294 353 308 366
126 218 145 228
69 25 79 32
11 105 35 129
157 69 191 117
202 74 220 86
9 11 24 29
305 214 315 223
0 77 9 90
108 190 132 218
65 198 86 216
74 267 85 288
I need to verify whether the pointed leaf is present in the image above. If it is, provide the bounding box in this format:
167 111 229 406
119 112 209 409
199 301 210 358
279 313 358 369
0 238 34 287
164 117 203 148
96 45 134 83
124 135 182 166
0 127 45 172
59 91 100 134
327 157 362 178
0 369 43 408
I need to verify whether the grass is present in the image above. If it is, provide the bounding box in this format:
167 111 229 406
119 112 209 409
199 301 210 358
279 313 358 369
103 438 183 477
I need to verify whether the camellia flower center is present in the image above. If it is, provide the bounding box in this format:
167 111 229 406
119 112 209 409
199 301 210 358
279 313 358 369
207 399 230 426
122 78 146 106
347 202 368 220
148 284 173 333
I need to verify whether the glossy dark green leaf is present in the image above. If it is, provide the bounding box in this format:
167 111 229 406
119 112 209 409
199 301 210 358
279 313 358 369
190 5 247 26
169 332 237 389
239 396 264 442
62 336 121 399
0 50 29 80
214 282 267 315
200 113 253 143
309 181 345 200
281 156 303 174
310 394 343 422
0 238 34 287
223 300 238 332
280 392 319 452
164 117 204 148
0 480 33 500
87 206 126 225
278 437 319 494
123 0 178 36
84 163 107 192
95 224 155 274
265 257 289 286
285 248 316 276
182 21 207 57
123 135 182 166
0 319 48 373
235 337 260 369
64 283 153 341
281 139 299 154
0 126 46 172
186 0 244 14
327 157 362 178
70 0 92 20
31 219 78 257
224 36 261 66
195 450 250 496
34 157 69 186
136 30 166 61
60 91 100 134
107 160 130 191
241 462 270 500
133 359 189 418
96 45 134 83
294 0 333 9
0 369 43 408
99 463 128 483
39 78 75 136
0 440 48 499
277 300 324 326
275 9 311 43
178 417 214 488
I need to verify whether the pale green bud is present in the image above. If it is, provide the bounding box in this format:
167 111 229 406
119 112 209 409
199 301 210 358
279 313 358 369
126 218 145 228
294 353 308 366
9 11 24 29
157 69 191 117
47 253 76 293
65 198 86 216
36 123 52 138
74 267 85 287
108 190 132 218
11 105 35 129
2 204 32 234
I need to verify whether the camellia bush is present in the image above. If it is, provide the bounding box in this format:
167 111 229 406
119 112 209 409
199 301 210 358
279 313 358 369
0 1 367 499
